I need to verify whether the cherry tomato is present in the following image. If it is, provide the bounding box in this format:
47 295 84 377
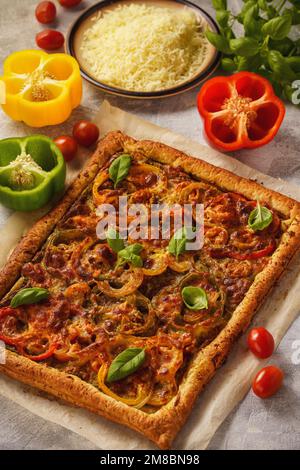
35 1 56 24
54 136 78 162
252 365 284 399
59 0 82 7
247 327 275 359
73 120 100 147
36 29 64 50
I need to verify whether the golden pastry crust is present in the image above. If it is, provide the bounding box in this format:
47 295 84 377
1 131 300 449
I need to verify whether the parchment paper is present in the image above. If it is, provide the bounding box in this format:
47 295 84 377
0 100 299 450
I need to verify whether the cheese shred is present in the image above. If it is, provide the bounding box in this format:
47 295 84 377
80 3 210 92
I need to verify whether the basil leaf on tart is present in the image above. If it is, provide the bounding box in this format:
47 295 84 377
106 227 125 253
10 287 49 308
181 286 208 311
109 154 131 188
107 347 146 383
248 201 273 231
117 243 143 268
168 227 196 260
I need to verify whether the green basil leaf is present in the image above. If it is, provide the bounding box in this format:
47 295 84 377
262 15 292 40
221 57 237 72
266 5 277 19
237 0 257 23
291 7 300 24
168 228 186 259
168 227 195 260
268 50 297 81
286 56 300 72
212 0 227 10
10 287 49 308
258 0 267 10
216 10 230 28
236 54 262 72
283 83 294 103
256 68 283 97
282 7 300 25
243 6 264 39
248 201 273 231
205 30 231 54
117 243 143 268
107 348 146 383
224 28 236 40
229 37 260 57
106 227 125 253
182 286 208 311
128 253 143 268
269 37 295 56
109 154 131 189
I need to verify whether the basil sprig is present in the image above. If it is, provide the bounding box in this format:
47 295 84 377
248 201 273 231
10 287 49 308
117 243 143 268
107 347 146 383
168 227 195 260
206 0 300 104
181 286 208 311
106 229 143 268
109 154 131 189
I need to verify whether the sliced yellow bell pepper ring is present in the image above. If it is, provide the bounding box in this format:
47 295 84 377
0 50 82 128
0 135 66 212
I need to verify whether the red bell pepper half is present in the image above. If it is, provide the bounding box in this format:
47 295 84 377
197 72 285 152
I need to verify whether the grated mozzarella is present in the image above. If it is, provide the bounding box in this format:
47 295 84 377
80 3 210 92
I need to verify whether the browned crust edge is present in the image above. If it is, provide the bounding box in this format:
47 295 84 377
1 131 300 449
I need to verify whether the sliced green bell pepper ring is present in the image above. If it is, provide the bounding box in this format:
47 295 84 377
0 135 66 211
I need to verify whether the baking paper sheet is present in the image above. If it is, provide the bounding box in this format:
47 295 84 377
0 100 299 450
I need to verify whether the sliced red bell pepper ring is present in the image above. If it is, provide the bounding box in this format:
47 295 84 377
0 307 23 346
210 239 276 260
0 306 57 361
0 306 16 317
197 72 285 152
22 341 58 361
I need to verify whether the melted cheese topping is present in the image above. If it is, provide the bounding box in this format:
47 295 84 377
0 154 284 410
80 3 209 91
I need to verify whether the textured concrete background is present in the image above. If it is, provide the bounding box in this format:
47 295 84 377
0 0 300 450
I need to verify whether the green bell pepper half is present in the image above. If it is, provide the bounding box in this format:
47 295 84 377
0 135 66 212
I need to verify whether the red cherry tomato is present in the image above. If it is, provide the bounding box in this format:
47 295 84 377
252 365 284 399
247 327 275 359
35 1 56 24
54 136 78 162
36 29 64 50
59 0 82 7
73 121 100 147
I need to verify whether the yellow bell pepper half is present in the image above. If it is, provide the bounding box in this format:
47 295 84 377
0 50 82 128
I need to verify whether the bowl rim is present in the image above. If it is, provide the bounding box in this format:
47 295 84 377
65 0 222 99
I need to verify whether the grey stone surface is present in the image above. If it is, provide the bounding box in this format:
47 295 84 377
0 0 299 450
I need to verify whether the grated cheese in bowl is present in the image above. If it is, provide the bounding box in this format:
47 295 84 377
80 3 212 92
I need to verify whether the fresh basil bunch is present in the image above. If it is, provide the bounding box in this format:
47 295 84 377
207 0 300 104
